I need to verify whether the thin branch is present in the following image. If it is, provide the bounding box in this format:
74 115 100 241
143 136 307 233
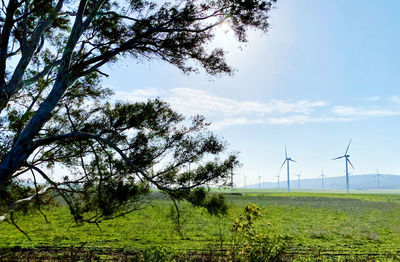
31 169 49 223
10 212 31 241
22 163 74 210
170 195 182 235
23 59 62 86
32 132 168 191
7 186 54 211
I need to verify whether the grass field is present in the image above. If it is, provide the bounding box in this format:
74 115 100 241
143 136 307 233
2 190 400 260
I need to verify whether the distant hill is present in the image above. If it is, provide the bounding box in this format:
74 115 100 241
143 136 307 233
246 174 400 190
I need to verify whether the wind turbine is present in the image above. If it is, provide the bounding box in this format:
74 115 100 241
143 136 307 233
375 170 383 189
244 176 247 189
258 174 262 190
276 174 280 189
296 172 301 189
319 170 326 190
280 145 296 192
333 139 354 193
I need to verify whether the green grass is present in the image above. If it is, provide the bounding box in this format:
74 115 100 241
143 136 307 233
2 192 400 259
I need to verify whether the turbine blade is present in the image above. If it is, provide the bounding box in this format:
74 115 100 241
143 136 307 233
290 159 297 163
345 139 352 155
280 159 287 169
332 155 345 160
347 159 355 169
285 145 288 158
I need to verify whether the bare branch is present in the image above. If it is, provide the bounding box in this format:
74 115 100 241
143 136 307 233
7 185 54 211
10 212 31 241
31 169 49 223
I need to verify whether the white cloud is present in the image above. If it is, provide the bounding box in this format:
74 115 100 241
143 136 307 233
121 87 327 116
115 88 166 102
332 106 358 116
332 106 400 117
364 96 380 101
267 115 352 125
210 118 267 130
390 96 400 103
115 88 400 130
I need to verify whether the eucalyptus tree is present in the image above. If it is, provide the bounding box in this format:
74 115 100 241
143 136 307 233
0 0 276 227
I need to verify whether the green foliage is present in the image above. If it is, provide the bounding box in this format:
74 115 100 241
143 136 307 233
204 194 228 217
0 180 31 213
187 188 228 217
228 203 286 261
141 246 170 262
0 97 239 226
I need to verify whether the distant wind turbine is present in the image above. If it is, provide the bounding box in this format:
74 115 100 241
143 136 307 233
244 176 247 189
375 170 383 189
333 139 354 193
276 174 280 189
280 145 296 192
319 170 326 190
296 172 301 189
258 174 262 190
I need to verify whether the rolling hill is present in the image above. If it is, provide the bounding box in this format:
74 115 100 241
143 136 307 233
246 174 400 190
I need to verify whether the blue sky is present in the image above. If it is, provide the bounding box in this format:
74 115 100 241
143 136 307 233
103 0 400 187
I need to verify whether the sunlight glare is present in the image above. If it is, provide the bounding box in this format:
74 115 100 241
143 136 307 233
219 19 232 33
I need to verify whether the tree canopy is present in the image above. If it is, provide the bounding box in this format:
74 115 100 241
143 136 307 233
0 0 276 228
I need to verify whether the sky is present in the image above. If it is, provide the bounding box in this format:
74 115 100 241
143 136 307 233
103 0 400 187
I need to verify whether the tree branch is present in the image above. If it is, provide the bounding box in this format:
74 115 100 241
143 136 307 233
31 131 168 191
7 186 54 211
0 0 65 112
10 212 31 241
23 59 63 86
0 0 20 89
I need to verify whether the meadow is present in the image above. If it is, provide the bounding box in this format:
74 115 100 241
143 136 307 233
2 190 400 261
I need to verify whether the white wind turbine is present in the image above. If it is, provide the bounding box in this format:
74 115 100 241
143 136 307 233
296 172 302 189
319 170 326 190
333 139 354 193
280 145 297 193
276 172 280 189
375 170 383 189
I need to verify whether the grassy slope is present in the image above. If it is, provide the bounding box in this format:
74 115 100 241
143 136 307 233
1 192 400 256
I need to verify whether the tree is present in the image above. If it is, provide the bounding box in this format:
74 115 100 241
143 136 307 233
0 0 276 227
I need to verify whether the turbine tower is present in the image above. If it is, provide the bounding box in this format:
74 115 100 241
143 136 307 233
296 172 301 189
258 175 262 190
333 139 354 193
375 170 383 189
280 145 296 192
319 170 326 190
276 174 280 189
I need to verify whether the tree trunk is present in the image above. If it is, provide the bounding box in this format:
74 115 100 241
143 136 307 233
0 71 71 188
0 0 85 188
